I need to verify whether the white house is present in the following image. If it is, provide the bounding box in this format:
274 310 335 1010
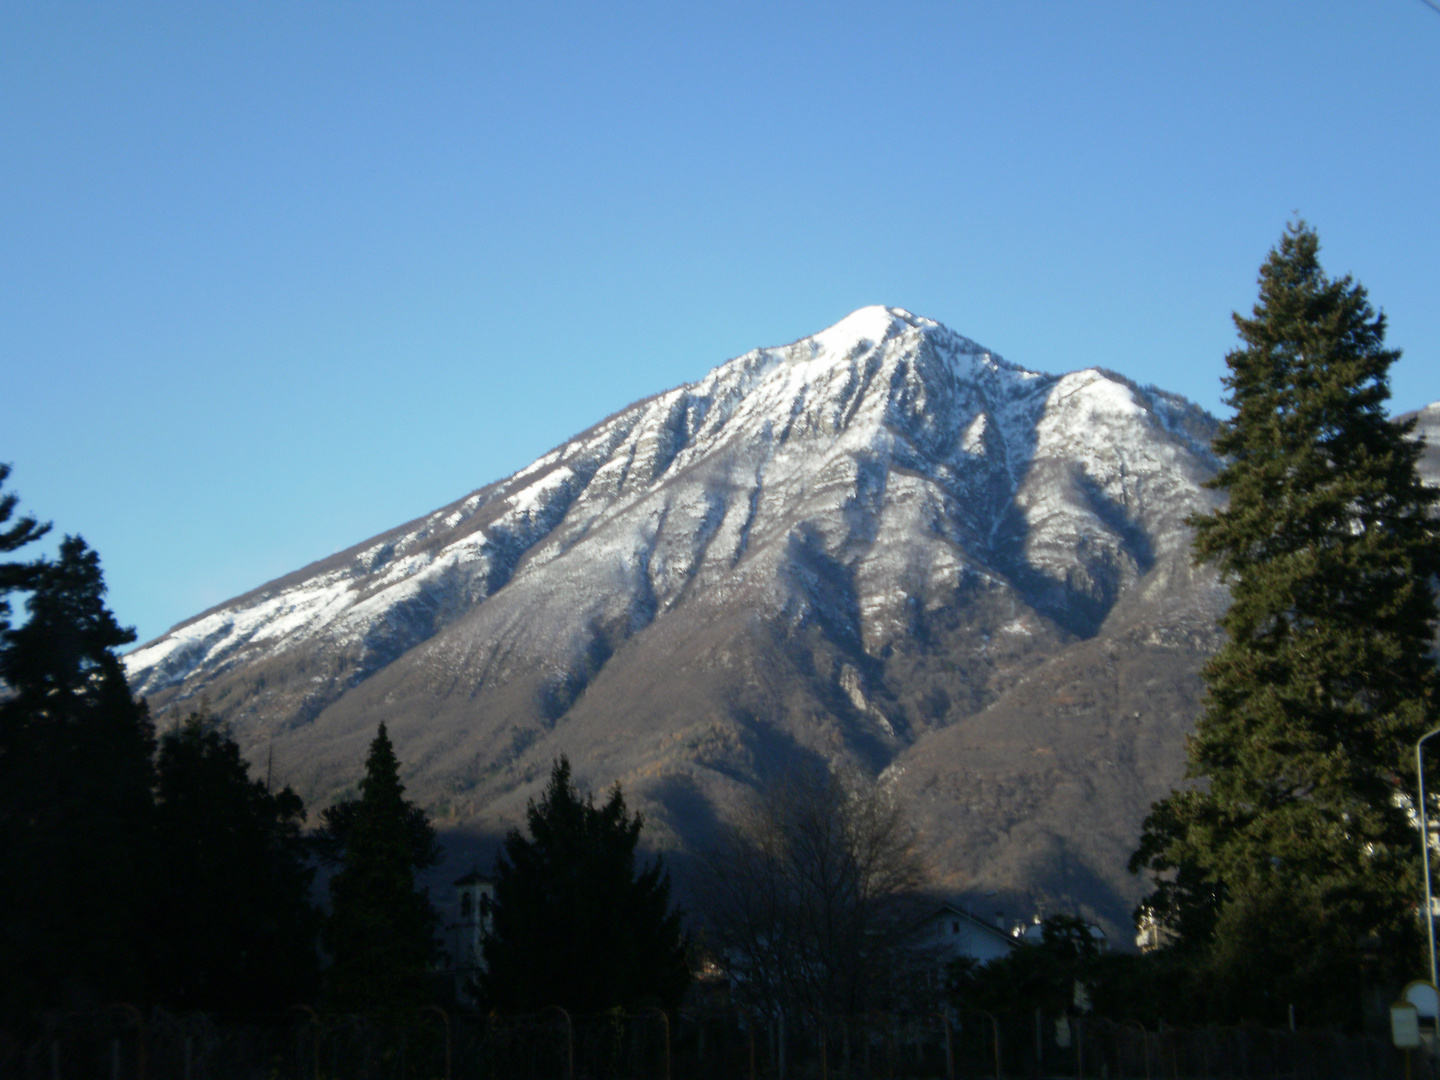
915 902 1019 972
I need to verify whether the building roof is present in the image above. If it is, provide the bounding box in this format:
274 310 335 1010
919 902 1019 950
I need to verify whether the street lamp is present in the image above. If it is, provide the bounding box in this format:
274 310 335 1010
1417 724 1440 990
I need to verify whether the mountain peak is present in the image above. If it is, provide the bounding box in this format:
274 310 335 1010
806 305 923 353
676 306 1031 469
796 305 998 369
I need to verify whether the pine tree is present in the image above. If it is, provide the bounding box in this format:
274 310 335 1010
151 712 320 1011
322 723 440 1012
481 756 691 1013
0 464 50 640
1131 223 1440 1027
0 536 156 1009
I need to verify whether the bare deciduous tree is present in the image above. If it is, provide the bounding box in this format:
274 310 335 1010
698 761 929 1018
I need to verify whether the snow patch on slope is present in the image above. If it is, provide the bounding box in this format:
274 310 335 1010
125 306 1219 704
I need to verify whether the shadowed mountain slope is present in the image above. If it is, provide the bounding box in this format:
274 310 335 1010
128 307 1430 937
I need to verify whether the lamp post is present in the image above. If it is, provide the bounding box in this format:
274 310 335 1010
1417 724 1440 990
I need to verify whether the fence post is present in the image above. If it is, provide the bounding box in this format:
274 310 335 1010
1123 1020 1150 1080
421 1005 452 1080
808 1012 826 1080
544 1006 573 1080
288 1004 320 1080
104 1004 145 1080
978 1010 1002 1080
932 1013 954 1080
637 1006 670 1080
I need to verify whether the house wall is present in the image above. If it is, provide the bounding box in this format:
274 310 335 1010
921 910 1015 966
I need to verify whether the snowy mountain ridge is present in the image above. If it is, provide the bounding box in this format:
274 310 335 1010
126 305 1215 704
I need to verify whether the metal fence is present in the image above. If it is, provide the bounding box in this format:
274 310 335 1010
0 1005 1420 1080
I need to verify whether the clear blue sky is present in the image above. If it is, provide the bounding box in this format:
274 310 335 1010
4 2 1438 646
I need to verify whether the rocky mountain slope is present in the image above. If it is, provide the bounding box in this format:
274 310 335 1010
124 307 1433 937
1409 402 1440 481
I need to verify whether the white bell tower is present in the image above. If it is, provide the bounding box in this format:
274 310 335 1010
452 870 495 1002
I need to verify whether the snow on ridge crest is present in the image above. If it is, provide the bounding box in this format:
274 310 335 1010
806 305 918 358
791 306 1006 374
673 307 1035 462
125 307 1215 699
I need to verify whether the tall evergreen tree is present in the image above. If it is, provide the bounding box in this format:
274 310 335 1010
481 756 691 1013
0 536 156 1009
1131 223 1440 1028
150 712 320 1011
322 723 440 1012
0 464 50 640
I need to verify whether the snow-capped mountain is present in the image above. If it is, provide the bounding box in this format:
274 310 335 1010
1408 402 1440 482
127 307 1239 933
130 307 1217 698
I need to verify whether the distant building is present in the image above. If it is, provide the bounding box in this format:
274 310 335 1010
1134 910 1175 952
1016 915 1109 950
915 902 1018 974
447 870 495 1004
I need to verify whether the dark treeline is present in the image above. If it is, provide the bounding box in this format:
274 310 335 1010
957 223 1440 1036
0 511 166 1012
0 484 692 1018
3 221 1437 1043
480 755 691 1014
0 482 445 1015
1125 223 1440 1032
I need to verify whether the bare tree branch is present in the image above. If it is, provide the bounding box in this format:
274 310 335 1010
697 760 930 1017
